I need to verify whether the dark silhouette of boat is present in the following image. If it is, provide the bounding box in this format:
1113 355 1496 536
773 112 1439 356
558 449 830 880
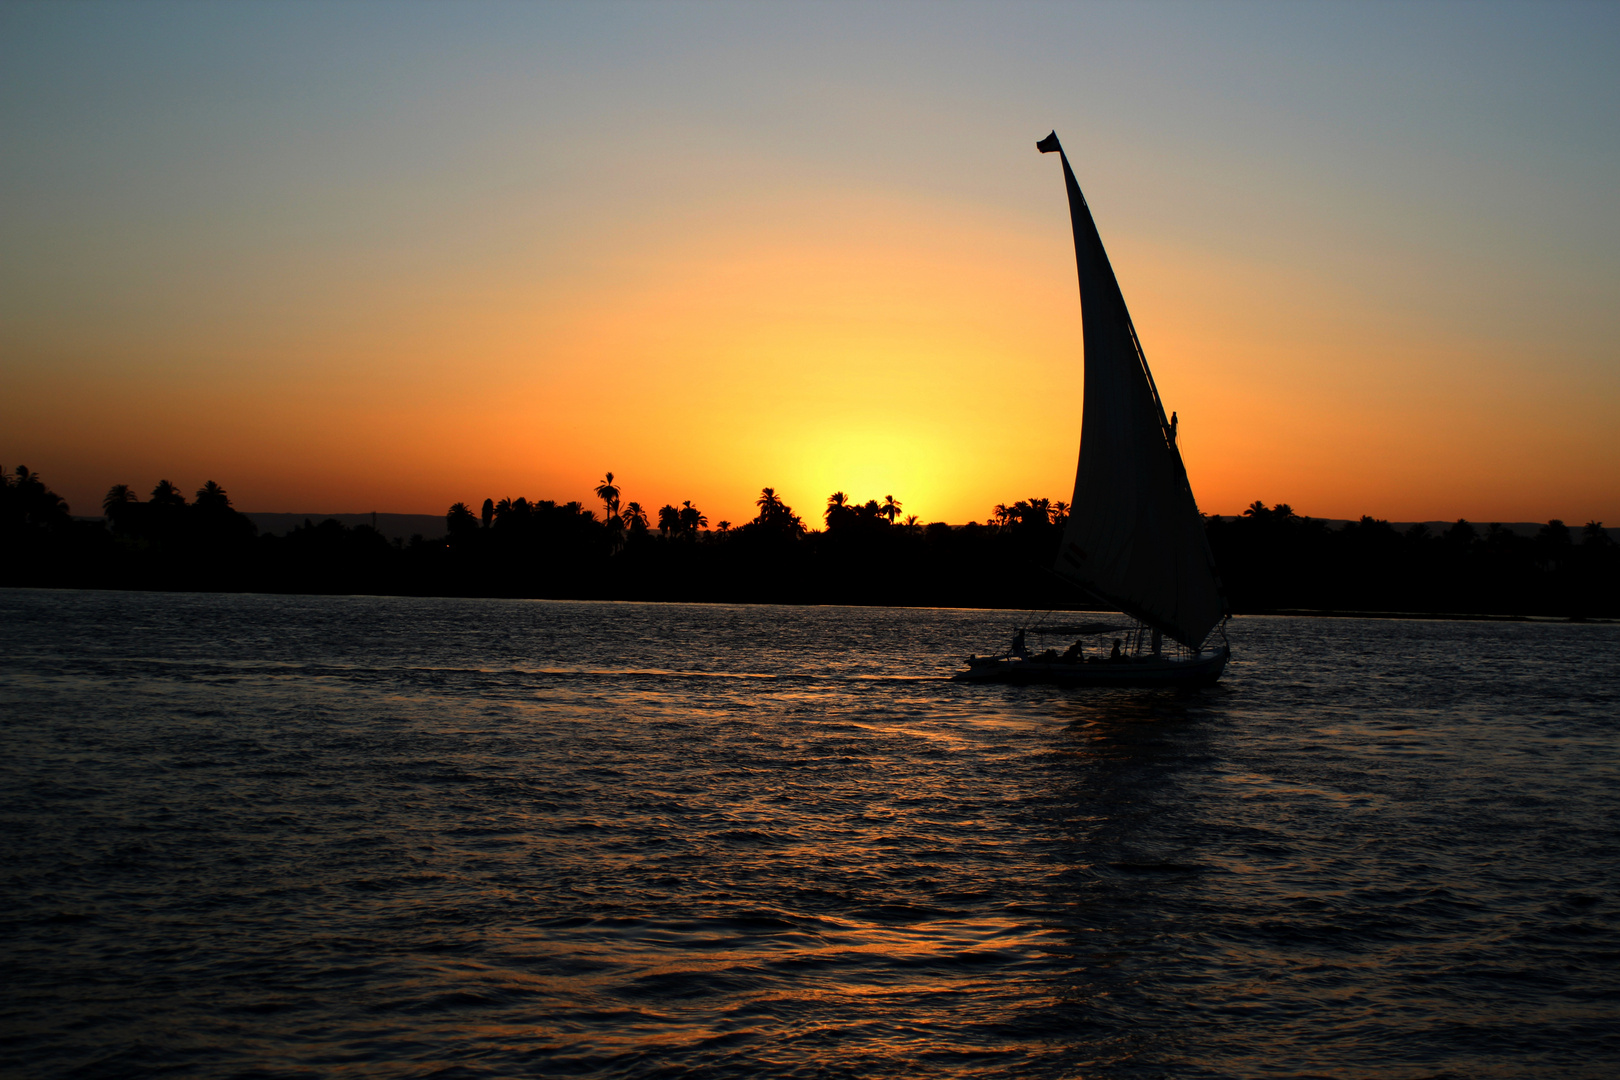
956 133 1230 687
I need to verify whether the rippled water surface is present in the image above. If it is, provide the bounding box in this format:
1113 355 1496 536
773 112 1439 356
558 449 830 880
2 590 1618 1078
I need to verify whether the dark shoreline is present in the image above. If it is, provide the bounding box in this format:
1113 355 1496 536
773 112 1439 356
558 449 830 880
10 472 1618 620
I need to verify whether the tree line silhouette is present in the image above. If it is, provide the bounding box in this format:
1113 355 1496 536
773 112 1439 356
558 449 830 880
2 466 1615 617
1208 502 1615 617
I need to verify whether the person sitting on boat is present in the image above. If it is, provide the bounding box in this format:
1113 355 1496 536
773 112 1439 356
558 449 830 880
1061 639 1083 663
1110 638 1122 661
1011 629 1028 658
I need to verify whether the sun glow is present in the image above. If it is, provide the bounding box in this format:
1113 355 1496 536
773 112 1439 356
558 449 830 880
3 4 1616 526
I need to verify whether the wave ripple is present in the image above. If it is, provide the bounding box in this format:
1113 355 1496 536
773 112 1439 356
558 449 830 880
3 591 1618 1077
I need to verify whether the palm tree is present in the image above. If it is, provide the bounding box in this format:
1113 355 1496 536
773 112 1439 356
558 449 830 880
754 487 803 534
150 479 186 508
623 501 650 535
1051 500 1070 528
657 504 681 536
903 514 919 532
1443 519 1475 546
195 481 231 510
446 501 478 536
9 467 70 524
679 500 707 536
595 472 621 520
102 484 136 516
715 520 731 534
825 494 845 529
882 494 902 525
992 503 1010 528
757 487 785 520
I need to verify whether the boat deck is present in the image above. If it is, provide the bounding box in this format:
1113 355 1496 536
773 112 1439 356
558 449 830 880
952 646 1229 687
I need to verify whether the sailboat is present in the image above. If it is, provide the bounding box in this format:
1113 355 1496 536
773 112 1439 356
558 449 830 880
954 132 1230 687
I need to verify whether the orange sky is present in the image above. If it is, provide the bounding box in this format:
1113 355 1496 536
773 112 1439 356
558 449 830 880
3 5 1617 527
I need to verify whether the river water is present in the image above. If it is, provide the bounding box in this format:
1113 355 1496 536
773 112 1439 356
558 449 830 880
2 589 1616 1078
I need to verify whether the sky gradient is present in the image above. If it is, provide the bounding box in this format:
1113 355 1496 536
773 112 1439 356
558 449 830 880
3 1 1617 527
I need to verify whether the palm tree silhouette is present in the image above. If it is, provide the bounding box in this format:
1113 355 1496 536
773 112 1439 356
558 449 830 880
824 491 853 530
195 481 231 510
8 467 71 523
623 501 650 535
446 502 478 536
657 504 680 536
882 494 902 525
678 500 708 536
102 484 136 515
753 488 803 534
595 472 621 520
150 480 186 508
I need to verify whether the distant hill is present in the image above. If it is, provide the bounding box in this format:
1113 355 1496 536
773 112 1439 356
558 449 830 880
244 513 445 541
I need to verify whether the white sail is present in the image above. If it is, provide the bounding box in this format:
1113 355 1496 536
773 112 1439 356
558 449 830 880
1038 132 1225 649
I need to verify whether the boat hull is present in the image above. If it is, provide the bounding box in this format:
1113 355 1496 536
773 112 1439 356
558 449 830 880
952 646 1228 687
